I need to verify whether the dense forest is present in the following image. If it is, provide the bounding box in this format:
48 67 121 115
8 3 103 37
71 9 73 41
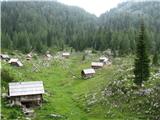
1 1 160 55
98 1 160 55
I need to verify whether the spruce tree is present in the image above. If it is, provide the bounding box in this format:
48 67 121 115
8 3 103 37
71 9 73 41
134 21 150 87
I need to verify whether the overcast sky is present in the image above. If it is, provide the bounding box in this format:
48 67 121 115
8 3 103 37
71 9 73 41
58 0 125 16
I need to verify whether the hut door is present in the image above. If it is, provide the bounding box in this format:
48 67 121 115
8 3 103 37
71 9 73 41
21 102 31 108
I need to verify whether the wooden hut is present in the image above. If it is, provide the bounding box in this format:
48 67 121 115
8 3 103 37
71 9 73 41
8 58 23 67
99 57 109 64
62 52 70 58
8 81 44 108
0 54 10 61
45 53 52 60
91 62 104 69
26 54 32 60
81 68 95 78
99 57 112 66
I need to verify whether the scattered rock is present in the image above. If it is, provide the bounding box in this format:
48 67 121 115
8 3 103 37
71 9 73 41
137 88 153 96
2 93 8 98
87 100 97 106
22 108 34 116
25 117 31 120
49 113 63 119
86 107 91 112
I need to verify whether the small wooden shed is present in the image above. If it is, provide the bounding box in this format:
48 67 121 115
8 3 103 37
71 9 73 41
99 57 109 64
91 62 104 69
8 58 23 67
26 54 32 60
8 81 45 108
0 54 10 61
62 52 70 58
45 53 52 60
81 68 95 78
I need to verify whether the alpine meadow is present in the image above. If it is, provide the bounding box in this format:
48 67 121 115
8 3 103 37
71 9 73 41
1 0 160 120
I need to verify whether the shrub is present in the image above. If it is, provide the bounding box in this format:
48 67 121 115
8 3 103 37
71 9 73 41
1 69 14 87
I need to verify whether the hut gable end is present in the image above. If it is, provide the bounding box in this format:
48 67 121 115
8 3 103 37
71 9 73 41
81 68 95 78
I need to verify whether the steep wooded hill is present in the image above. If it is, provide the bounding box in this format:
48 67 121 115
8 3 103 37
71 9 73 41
1 1 160 54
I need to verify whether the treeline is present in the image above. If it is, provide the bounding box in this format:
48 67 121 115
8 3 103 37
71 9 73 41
98 1 160 56
1 1 97 53
1 1 160 55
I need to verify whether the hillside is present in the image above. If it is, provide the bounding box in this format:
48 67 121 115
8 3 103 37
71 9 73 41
1 1 160 54
99 1 160 31
98 1 160 55
1 51 160 120
1 1 97 52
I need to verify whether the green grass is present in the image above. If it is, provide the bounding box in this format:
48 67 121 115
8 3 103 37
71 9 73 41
1 53 160 120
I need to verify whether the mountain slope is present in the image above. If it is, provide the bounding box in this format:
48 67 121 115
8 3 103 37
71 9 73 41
97 1 160 54
1 1 160 54
1 1 97 52
99 1 160 31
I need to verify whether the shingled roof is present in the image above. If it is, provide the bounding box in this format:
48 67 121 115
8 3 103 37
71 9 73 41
91 62 104 67
62 52 70 56
99 57 108 61
8 58 23 67
46 54 52 58
82 68 95 74
0 54 10 59
9 81 45 97
8 58 19 63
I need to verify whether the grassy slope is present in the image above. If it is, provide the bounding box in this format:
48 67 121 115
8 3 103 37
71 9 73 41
30 54 115 120
1 53 159 120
